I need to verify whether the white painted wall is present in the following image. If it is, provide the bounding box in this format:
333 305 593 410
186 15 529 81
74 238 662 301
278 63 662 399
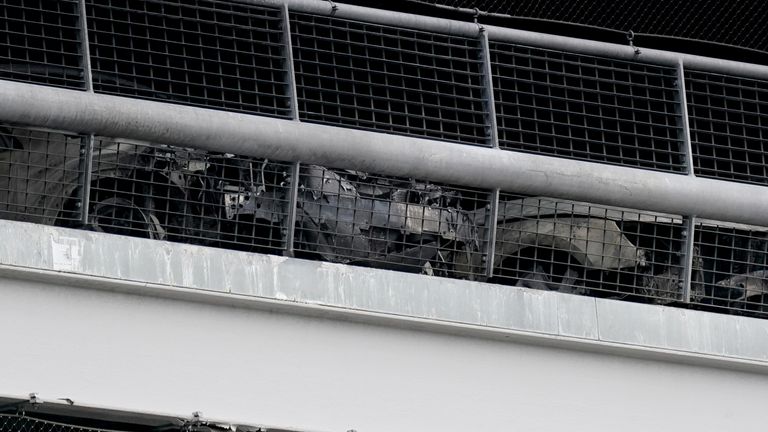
2 277 766 432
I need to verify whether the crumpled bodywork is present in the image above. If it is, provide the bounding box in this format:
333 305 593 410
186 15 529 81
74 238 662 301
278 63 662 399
294 165 480 274
493 217 644 270
716 270 768 311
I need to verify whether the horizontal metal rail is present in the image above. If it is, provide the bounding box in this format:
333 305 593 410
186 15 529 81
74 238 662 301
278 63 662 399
1 79 767 227
239 0 768 81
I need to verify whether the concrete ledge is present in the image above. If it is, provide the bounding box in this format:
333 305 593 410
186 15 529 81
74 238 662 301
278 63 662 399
1 219 767 370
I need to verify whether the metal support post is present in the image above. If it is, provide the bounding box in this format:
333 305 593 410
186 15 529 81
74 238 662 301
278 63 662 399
283 161 301 256
478 29 499 148
282 3 300 120
77 0 94 92
281 3 301 256
478 29 500 277
77 134 94 226
676 59 696 176
680 216 697 302
484 190 500 278
77 0 95 225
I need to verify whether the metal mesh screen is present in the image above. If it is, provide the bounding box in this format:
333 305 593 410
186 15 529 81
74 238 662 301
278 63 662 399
694 222 768 316
0 125 85 226
686 70 768 185
0 414 122 432
294 165 491 279
491 194 687 303
413 0 768 55
85 0 291 118
290 12 489 145
0 0 85 89
491 42 686 172
89 139 291 253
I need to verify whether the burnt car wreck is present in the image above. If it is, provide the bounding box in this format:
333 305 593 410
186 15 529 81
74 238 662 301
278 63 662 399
0 127 766 314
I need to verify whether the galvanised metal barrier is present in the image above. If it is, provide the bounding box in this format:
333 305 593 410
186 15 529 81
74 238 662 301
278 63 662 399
1 0 768 318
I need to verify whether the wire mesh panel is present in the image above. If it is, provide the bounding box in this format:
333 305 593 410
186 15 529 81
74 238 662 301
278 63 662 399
491 194 688 303
0 125 85 226
89 139 292 253
693 222 768 316
85 0 291 118
0 414 125 432
0 0 84 89
294 165 491 279
290 13 489 145
686 70 768 185
490 42 686 172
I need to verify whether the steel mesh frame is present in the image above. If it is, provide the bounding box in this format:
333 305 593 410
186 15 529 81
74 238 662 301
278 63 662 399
686 70 768 185
0 414 125 432
4 0 768 319
0 125 85 225
491 41 687 172
491 194 688 303
290 12 490 146
693 222 768 316
85 0 292 118
0 0 85 89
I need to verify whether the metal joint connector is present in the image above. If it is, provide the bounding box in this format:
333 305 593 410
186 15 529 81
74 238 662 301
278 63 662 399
473 8 485 33
627 30 641 56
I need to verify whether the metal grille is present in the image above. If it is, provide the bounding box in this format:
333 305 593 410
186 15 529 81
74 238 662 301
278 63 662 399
491 42 686 172
294 165 491 279
0 414 123 432
491 194 687 303
290 12 489 145
85 0 291 118
89 139 291 253
403 0 768 56
0 0 85 89
693 222 768 316
0 125 85 226
686 70 768 185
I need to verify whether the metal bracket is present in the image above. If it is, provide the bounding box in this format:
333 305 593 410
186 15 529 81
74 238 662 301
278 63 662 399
626 30 641 56
473 8 485 33
181 411 204 432
0 393 42 416
324 0 339 16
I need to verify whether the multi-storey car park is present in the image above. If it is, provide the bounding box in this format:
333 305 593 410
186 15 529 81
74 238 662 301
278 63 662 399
2 1 768 431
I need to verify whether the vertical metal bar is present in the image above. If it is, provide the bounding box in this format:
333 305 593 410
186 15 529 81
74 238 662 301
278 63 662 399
484 190 499 278
680 216 697 302
479 30 499 148
282 3 300 120
676 60 697 302
281 3 301 256
676 58 695 176
78 135 94 226
284 162 301 256
77 0 95 225
77 0 94 92
479 29 500 277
